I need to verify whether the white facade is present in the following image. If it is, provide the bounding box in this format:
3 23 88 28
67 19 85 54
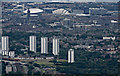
53 38 59 55
2 51 9 56
30 36 36 52
103 37 115 40
6 65 12 73
41 37 48 54
23 8 43 14
2 36 9 55
52 9 70 14
9 51 15 58
68 49 74 63
2 36 9 51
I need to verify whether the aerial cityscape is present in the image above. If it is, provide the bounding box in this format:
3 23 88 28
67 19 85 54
0 0 119 75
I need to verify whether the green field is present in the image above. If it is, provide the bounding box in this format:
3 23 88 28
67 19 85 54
34 59 55 67
57 59 67 62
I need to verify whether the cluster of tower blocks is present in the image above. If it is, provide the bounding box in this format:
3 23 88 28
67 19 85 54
2 36 74 63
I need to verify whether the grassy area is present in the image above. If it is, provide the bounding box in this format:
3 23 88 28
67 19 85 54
57 59 67 62
34 59 55 67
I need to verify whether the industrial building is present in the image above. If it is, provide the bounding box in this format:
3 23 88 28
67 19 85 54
89 8 107 15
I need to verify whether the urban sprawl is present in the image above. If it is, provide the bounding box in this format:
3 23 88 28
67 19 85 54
0 1 119 75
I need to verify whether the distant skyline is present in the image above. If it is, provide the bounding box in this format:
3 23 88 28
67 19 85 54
2 0 120 2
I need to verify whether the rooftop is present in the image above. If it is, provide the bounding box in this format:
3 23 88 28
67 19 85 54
23 8 43 14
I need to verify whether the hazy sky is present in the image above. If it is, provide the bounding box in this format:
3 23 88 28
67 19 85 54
2 0 120 2
70 0 119 2
96 0 119 2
